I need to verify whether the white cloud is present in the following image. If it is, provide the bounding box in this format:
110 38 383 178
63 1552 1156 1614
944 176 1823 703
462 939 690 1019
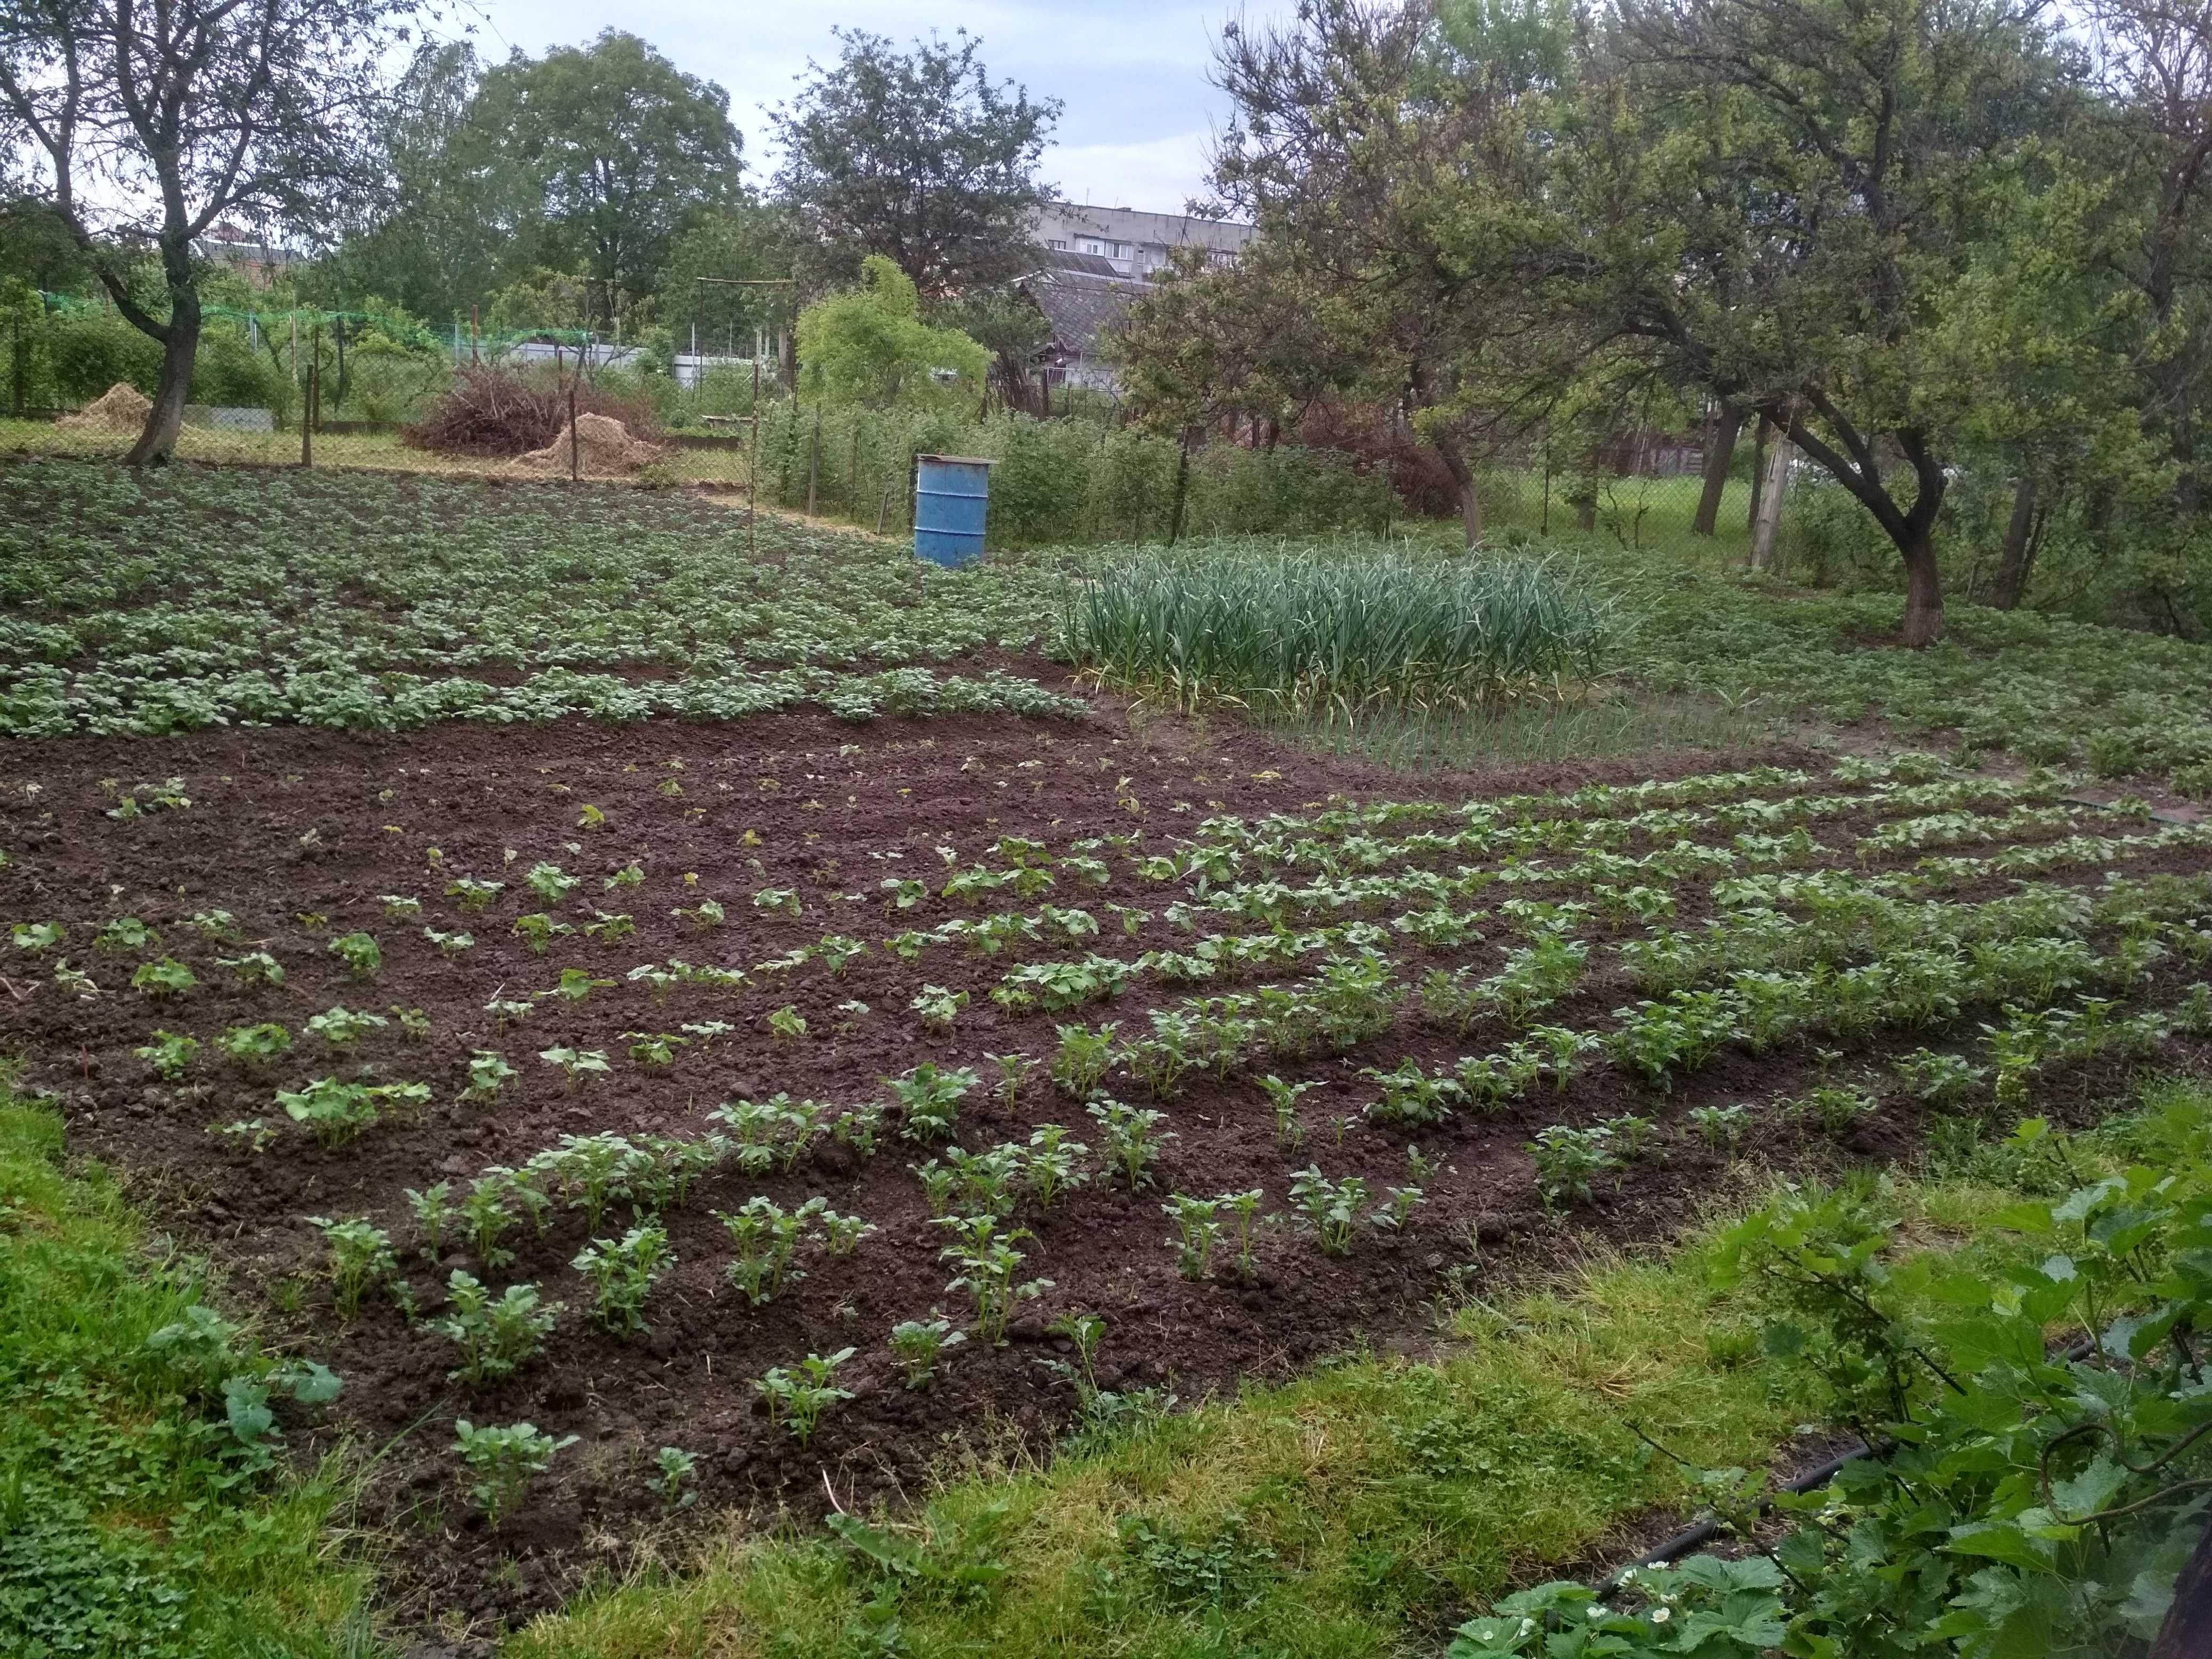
1051 130 1221 215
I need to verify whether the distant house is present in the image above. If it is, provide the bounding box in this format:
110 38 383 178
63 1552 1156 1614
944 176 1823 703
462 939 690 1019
192 223 299 288
1033 201 1254 280
1017 253 1151 395
1017 205 1256 397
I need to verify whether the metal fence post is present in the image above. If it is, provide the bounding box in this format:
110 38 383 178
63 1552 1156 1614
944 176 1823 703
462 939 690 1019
568 374 580 483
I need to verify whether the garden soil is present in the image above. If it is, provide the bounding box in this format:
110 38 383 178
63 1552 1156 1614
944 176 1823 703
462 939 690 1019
0 701 2202 1633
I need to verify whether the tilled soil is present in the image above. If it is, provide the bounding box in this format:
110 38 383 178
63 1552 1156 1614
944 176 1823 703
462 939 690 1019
1 700 2202 1632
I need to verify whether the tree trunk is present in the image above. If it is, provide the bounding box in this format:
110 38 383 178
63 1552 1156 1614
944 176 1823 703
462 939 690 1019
1694 402 1744 535
1571 474 1597 532
1900 526 1945 646
1989 474 2039 611
1749 435 1792 569
127 283 198 466
1167 423 1195 546
1432 431 1483 546
2152 1517 2212 1659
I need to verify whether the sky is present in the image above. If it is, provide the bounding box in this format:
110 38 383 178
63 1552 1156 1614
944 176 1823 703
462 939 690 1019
457 0 1280 216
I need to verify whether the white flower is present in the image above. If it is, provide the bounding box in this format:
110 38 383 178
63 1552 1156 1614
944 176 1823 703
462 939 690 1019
1587 1604 1610 1620
1652 1606 1673 1624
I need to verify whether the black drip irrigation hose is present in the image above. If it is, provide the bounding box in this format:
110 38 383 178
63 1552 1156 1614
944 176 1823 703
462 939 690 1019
1594 1334 2100 1595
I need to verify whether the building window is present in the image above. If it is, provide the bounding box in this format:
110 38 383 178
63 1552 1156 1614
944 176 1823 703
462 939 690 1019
1047 239 1066 249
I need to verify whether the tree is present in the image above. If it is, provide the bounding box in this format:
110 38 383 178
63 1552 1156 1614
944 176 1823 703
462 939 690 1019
474 31 743 327
1211 0 1578 547
658 202 801 359
0 0 420 462
771 29 1059 296
336 41 529 323
794 253 987 407
1513 0 2080 642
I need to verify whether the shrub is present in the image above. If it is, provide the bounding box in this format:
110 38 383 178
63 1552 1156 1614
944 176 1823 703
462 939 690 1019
403 365 662 458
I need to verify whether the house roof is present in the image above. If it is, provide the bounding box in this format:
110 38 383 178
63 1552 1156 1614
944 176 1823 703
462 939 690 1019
1019 267 1152 360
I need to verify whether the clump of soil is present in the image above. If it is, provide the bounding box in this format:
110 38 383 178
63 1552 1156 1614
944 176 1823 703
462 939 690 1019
58 382 152 433
513 411 663 476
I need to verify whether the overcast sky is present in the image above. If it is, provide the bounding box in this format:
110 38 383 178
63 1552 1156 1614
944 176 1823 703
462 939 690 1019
456 0 1277 215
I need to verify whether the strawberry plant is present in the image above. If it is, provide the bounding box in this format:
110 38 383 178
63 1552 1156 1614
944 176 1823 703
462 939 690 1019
453 1421 577 1527
308 1215 397 1317
889 1314 965 1389
605 860 644 891
435 1271 561 1383
220 1021 293 1068
571 1224 672 1332
1050 1021 1119 1097
1088 1096 1175 1189
406 1183 456 1258
131 956 197 1000
888 1062 976 1144
446 877 504 912
538 1046 611 1089
275 1078 382 1146
755 1348 855 1445
305 1006 386 1049
526 862 578 903
753 885 801 918
10 920 63 952
329 932 382 979
766 1004 808 1040
379 895 423 920
94 915 157 953
1288 1167 1368 1256
1528 1124 1620 1207
134 1029 199 1079
674 898 726 928
422 928 473 957
215 949 284 986
1162 1193 1224 1279
716 1197 818 1304
910 984 968 1030
463 1049 516 1099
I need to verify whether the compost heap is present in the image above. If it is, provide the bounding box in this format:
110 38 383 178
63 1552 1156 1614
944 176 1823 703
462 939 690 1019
58 383 153 433
514 412 662 476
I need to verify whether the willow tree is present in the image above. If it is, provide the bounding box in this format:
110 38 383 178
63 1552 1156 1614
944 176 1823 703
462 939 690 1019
0 0 419 463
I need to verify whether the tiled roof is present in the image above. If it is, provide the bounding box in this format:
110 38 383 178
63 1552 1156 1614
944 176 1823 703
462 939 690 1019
1020 269 1152 359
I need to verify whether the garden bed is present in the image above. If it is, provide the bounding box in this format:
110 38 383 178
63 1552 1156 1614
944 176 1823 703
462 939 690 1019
3 709 2209 1631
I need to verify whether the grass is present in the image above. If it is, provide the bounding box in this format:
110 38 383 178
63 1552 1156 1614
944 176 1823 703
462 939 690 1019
1278 688 1775 773
0 1082 377 1657
504 1078 2212 1659
1060 541 1619 719
0 416 755 485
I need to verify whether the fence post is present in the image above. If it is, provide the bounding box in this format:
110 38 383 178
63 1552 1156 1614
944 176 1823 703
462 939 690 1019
749 356 761 556
568 374 580 483
806 404 822 516
1749 433 1792 569
11 309 22 417
301 326 315 469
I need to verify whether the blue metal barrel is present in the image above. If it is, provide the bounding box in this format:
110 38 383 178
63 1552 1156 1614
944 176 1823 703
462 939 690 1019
914 454 994 567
